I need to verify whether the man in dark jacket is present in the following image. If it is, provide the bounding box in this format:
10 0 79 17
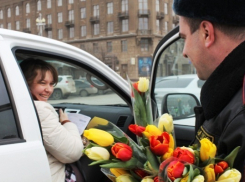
172 0 245 179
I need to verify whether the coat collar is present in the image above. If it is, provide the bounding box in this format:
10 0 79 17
201 41 245 120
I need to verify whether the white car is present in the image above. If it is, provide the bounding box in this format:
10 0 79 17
154 74 205 125
0 26 202 181
52 75 76 99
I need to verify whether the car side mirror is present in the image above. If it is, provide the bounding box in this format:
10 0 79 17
161 93 200 120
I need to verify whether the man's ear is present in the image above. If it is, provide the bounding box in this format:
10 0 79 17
199 21 215 48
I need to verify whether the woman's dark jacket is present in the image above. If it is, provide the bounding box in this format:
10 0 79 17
194 41 245 175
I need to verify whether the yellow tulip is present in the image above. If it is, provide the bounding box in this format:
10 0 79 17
204 164 215 182
143 125 162 139
158 113 173 133
138 77 149 92
200 138 217 161
110 168 128 177
87 116 109 129
169 134 175 149
192 175 204 182
217 169 241 182
162 148 173 161
141 177 154 182
85 147 110 160
83 128 114 147
116 174 137 182
180 175 189 182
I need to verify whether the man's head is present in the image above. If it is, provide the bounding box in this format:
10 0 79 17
173 0 245 80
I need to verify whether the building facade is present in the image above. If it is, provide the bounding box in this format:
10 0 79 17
0 0 179 80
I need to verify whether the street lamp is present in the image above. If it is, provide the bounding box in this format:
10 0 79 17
36 13 46 36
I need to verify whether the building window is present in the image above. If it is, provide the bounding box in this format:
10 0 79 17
164 3 168 14
93 43 99 53
0 24 3 28
15 6 19 16
107 2 113 14
94 23 99 35
58 0 62 6
69 27 74 38
0 10 3 19
81 26 86 37
81 8 86 19
121 40 127 52
139 18 148 30
47 30 52 38
16 21 20 30
139 0 148 10
107 22 113 34
140 38 149 51
80 44 85 50
7 8 11 18
26 18 30 28
58 12 62 23
68 10 74 21
107 42 112 52
58 29 63 39
26 3 30 14
165 21 168 32
47 15 52 24
122 19 128 32
122 0 128 12
69 0 74 4
93 5 99 16
7 23 11 30
156 20 160 32
37 0 41 11
47 0 51 9
156 0 160 11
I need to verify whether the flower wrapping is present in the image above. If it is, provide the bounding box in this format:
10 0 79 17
82 77 241 182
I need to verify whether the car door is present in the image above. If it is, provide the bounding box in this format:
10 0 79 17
150 26 202 147
0 43 51 181
11 41 134 182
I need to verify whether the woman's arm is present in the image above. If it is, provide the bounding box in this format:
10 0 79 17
34 101 84 163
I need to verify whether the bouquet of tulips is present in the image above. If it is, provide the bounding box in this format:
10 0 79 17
82 77 241 182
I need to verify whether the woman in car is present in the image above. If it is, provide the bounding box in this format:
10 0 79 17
20 58 83 182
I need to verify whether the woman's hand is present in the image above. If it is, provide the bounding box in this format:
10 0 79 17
59 109 68 123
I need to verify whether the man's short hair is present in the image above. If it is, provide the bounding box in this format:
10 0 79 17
185 17 245 40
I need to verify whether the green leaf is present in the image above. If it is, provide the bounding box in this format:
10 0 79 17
188 165 194 182
224 146 240 168
89 160 111 166
145 146 160 173
100 157 144 169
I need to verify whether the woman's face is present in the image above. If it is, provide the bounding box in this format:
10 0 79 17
30 70 54 101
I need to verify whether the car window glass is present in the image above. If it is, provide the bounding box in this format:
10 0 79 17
153 38 201 125
15 50 126 106
156 78 194 88
0 68 19 140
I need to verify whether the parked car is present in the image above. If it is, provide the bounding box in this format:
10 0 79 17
74 79 98 97
51 75 76 99
0 26 200 181
154 74 205 116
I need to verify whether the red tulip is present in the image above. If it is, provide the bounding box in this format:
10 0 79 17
150 132 170 156
133 82 139 92
128 124 145 137
214 161 229 175
154 176 159 182
167 161 185 181
133 168 148 178
173 147 195 164
111 143 133 161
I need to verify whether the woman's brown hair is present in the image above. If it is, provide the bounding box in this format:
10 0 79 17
20 58 58 87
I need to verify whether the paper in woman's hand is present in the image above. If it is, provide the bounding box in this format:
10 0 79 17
67 113 91 135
